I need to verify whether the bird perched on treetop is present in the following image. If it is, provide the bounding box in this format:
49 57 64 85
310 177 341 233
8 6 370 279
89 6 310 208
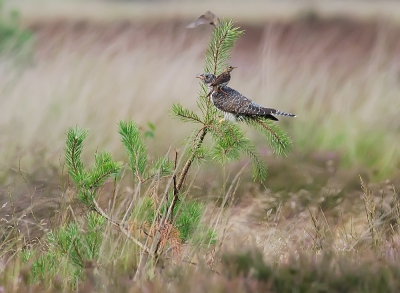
205 65 237 99
186 11 220 28
196 73 297 123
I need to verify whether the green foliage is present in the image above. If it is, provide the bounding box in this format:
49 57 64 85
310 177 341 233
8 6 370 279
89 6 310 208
48 223 83 268
175 200 217 245
64 120 214 267
209 122 267 181
0 1 33 53
144 121 156 138
174 200 203 242
86 211 106 258
244 117 293 156
28 250 58 284
23 213 105 285
143 196 210 244
118 120 148 180
172 103 203 124
118 120 173 181
65 127 122 207
26 211 106 283
88 151 120 189
65 127 88 186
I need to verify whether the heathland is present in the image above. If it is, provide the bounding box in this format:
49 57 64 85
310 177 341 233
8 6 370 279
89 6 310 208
1 2 400 292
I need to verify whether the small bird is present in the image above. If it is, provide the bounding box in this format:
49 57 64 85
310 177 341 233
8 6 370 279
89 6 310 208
186 11 220 29
196 73 297 122
210 66 237 89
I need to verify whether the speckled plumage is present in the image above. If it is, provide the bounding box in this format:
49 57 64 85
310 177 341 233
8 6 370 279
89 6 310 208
196 73 297 122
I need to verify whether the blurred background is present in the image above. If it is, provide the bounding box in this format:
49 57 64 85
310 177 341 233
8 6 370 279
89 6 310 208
1 0 400 231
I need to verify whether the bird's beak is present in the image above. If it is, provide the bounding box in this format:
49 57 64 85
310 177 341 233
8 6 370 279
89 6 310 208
196 74 204 80
232 66 238 69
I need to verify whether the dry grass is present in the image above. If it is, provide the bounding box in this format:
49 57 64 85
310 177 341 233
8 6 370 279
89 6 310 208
2 2 400 291
2 16 400 176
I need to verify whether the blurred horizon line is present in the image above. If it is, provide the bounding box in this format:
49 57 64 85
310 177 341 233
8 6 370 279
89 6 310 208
7 1 400 27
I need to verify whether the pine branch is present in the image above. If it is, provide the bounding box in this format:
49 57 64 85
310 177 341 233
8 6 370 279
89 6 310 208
65 127 122 208
118 120 148 181
204 19 244 75
65 127 88 186
171 103 204 124
211 27 229 75
208 123 243 164
237 139 267 181
176 127 208 191
188 126 209 161
244 117 293 156
208 123 267 181
87 151 121 188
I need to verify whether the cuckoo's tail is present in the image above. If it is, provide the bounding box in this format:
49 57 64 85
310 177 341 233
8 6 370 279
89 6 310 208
272 109 297 118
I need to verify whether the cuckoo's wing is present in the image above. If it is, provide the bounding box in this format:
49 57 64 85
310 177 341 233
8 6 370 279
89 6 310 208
211 87 296 121
211 87 250 112
238 102 279 121
211 88 279 121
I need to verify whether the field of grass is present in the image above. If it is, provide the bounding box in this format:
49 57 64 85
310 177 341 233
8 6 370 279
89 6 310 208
1 1 400 292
